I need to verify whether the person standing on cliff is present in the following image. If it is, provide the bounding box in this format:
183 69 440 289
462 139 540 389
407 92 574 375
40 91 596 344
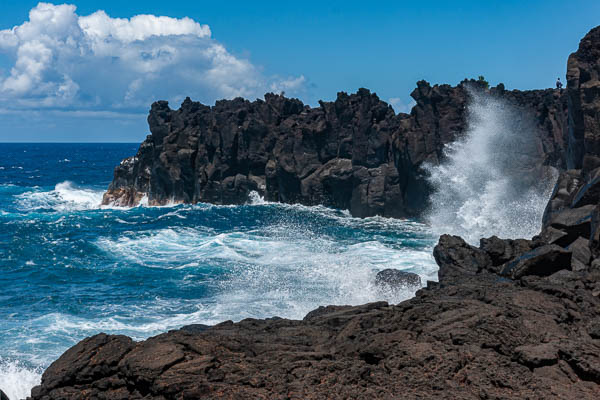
556 77 563 91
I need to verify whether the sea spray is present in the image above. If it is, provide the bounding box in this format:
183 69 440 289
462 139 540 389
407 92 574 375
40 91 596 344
425 89 558 244
0 359 42 400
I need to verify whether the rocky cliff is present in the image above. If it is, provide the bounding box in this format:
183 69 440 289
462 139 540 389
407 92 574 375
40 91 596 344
102 81 567 218
27 25 600 400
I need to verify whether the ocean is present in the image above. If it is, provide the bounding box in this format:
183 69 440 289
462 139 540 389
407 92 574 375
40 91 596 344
0 143 438 399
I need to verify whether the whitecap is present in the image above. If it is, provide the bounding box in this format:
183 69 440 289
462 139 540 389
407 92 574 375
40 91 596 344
14 181 104 212
96 219 437 320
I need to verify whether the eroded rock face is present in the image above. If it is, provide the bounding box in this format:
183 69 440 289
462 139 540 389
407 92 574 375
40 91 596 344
102 81 567 218
567 25 600 173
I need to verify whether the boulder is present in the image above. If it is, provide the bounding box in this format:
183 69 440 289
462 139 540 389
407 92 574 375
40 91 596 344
433 235 491 283
514 343 558 368
479 236 532 267
0 389 8 400
567 237 592 271
374 269 421 289
500 245 572 279
546 205 596 246
536 226 570 247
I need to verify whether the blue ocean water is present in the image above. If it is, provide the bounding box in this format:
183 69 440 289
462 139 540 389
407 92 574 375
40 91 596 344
0 143 437 399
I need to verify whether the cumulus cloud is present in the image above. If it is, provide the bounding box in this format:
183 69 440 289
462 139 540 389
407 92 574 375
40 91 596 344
0 2 305 113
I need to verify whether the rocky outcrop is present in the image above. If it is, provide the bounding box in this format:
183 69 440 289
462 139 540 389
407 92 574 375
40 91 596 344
539 26 600 265
102 81 567 217
28 233 600 399
567 26 600 173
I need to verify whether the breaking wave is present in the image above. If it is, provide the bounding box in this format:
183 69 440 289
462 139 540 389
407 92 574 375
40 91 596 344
14 181 104 212
425 90 558 244
0 359 42 400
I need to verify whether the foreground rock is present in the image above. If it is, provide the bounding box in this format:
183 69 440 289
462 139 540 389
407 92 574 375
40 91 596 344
102 81 567 217
29 235 600 399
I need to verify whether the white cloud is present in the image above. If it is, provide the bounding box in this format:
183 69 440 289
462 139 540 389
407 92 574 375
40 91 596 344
0 2 305 113
270 75 306 94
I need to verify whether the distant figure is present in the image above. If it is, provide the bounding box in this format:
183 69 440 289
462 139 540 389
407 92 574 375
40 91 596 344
556 77 563 90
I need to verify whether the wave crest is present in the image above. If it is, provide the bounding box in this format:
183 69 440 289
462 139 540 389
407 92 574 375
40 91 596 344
14 181 104 212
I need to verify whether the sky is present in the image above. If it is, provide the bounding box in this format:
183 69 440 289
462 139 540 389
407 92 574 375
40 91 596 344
0 1 599 142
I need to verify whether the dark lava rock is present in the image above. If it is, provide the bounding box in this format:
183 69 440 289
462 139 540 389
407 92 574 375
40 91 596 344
571 167 600 208
568 236 592 271
589 320 600 339
374 269 421 289
0 389 9 400
513 343 559 368
433 234 491 283
545 204 596 246
500 245 572 279
567 25 600 173
28 256 600 400
179 324 212 333
102 81 567 218
479 235 533 266
542 169 582 228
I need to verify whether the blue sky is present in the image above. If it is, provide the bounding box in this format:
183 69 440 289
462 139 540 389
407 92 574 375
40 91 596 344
0 0 599 142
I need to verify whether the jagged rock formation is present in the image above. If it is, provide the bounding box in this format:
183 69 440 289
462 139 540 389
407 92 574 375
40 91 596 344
102 81 567 218
28 23 600 400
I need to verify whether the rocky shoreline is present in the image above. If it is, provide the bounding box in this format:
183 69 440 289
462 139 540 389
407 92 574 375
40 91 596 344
101 78 567 218
22 26 600 400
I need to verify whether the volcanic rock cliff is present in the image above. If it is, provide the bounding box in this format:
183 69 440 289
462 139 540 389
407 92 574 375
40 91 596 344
102 80 567 218
27 26 600 400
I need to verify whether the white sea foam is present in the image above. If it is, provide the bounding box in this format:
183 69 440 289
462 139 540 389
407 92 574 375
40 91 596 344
96 219 437 321
425 90 557 244
37 309 212 339
0 359 41 400
247 190 267 205
14 181 104 212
